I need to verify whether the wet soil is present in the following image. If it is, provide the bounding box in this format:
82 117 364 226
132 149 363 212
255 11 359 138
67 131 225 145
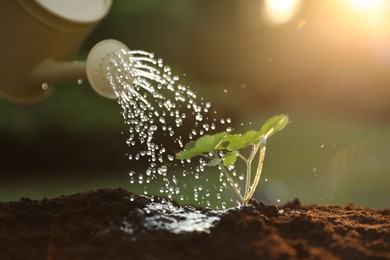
0 188 388 260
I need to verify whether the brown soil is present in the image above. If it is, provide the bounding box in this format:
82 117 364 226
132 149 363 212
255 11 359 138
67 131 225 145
0 188 388 260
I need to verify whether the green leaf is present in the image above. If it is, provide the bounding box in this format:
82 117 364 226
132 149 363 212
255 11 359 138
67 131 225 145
175 141 202 159
196 135 215 152
175 131 227 160
217 130 261 151
223 151 237 167
259 114 290 138
183 140 196 151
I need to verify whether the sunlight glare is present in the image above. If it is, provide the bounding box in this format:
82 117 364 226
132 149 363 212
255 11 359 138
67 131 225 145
345 0 387 12
341 0 389 33
262 0 302 25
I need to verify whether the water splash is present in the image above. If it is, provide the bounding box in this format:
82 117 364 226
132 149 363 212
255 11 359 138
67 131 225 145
121 200 226 235
106 49 234 208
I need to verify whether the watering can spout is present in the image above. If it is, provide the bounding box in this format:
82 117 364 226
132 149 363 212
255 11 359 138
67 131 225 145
0 0 128 104
29 39 130 100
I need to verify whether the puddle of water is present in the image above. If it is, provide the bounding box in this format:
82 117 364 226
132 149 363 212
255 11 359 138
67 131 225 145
121 200 226 235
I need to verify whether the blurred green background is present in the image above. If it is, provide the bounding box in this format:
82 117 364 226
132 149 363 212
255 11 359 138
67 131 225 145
1 0 390 209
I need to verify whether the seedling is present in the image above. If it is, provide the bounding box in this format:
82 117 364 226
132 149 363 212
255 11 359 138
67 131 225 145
176 114 290 205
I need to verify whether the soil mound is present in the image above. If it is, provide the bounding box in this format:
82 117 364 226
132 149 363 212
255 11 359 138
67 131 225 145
0 188 388 259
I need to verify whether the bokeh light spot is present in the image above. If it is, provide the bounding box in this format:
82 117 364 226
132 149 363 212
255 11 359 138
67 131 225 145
262 0 302 25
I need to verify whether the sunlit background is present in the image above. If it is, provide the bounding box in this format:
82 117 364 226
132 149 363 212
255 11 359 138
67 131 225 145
1 0 390 208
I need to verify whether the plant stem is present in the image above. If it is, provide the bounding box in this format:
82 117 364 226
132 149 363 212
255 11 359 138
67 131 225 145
215 153 244 202
243 144 260 202
244 144 267 204
236 152 247 163
236 152 250 199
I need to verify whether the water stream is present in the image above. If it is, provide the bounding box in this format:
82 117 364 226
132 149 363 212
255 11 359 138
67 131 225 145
106 49 236 209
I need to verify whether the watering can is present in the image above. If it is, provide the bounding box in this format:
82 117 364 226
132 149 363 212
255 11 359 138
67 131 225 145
0 0 130 104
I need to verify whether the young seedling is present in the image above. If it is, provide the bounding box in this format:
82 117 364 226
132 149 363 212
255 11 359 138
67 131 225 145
176 114 290 205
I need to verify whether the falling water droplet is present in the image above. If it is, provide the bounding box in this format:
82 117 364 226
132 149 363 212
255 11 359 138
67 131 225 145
195 114 203 121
